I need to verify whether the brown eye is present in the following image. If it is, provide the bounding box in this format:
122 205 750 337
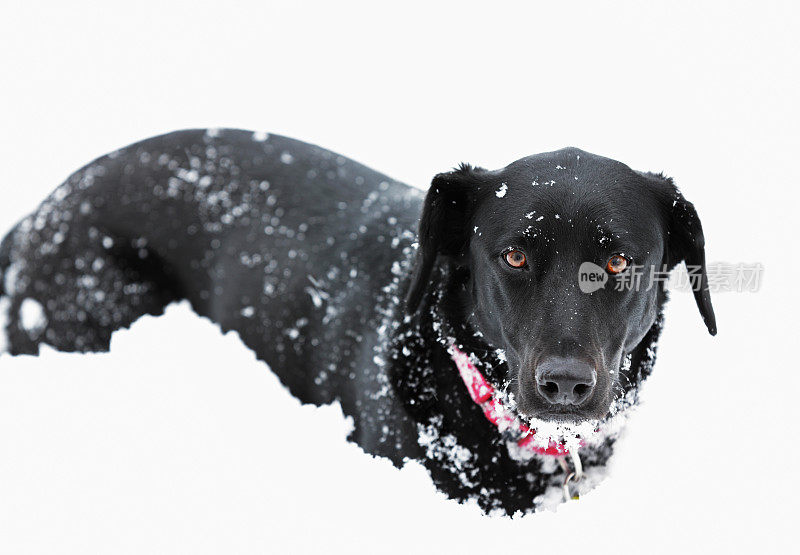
504 250 527 268
606 254 629 274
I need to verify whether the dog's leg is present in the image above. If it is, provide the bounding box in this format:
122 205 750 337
0 213 179 355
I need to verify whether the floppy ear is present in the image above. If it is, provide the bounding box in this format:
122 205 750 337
405 164 484 314
664 182 718 336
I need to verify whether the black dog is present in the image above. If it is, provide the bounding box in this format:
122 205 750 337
0 129 715 514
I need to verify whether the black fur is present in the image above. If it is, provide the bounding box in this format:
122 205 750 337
0 129 714 514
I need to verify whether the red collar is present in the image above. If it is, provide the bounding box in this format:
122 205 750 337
448 343 581 457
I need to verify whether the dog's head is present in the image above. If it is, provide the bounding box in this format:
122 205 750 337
406 148 715 422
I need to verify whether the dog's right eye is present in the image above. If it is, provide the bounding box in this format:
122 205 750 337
504 249 527 269
606 254 629 274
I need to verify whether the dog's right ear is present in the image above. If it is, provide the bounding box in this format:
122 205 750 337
405 164 485 314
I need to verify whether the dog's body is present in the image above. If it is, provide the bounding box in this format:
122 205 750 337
0 129 714 514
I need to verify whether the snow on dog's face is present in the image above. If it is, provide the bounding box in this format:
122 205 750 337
406 147 716 423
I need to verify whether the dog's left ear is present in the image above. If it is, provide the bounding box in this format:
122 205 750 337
670 191 717 335
644 172 717 336
405 164 485 314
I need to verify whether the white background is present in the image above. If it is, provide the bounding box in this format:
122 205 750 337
1 1 798 553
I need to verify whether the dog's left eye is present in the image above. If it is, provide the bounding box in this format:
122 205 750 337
504 249 527 269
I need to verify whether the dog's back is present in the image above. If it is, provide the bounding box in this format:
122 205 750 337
0 129 424 460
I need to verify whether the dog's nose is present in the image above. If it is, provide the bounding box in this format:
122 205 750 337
535 357 597 406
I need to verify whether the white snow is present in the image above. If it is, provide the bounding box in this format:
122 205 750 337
305 286 325 307
19 298 46 336
177 168 199 183
240 306 255 318
3 262 20 296
495 183 507 198
0 288 793 554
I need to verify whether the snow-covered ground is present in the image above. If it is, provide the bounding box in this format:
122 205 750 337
1 1 798 553
0 300 795 553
